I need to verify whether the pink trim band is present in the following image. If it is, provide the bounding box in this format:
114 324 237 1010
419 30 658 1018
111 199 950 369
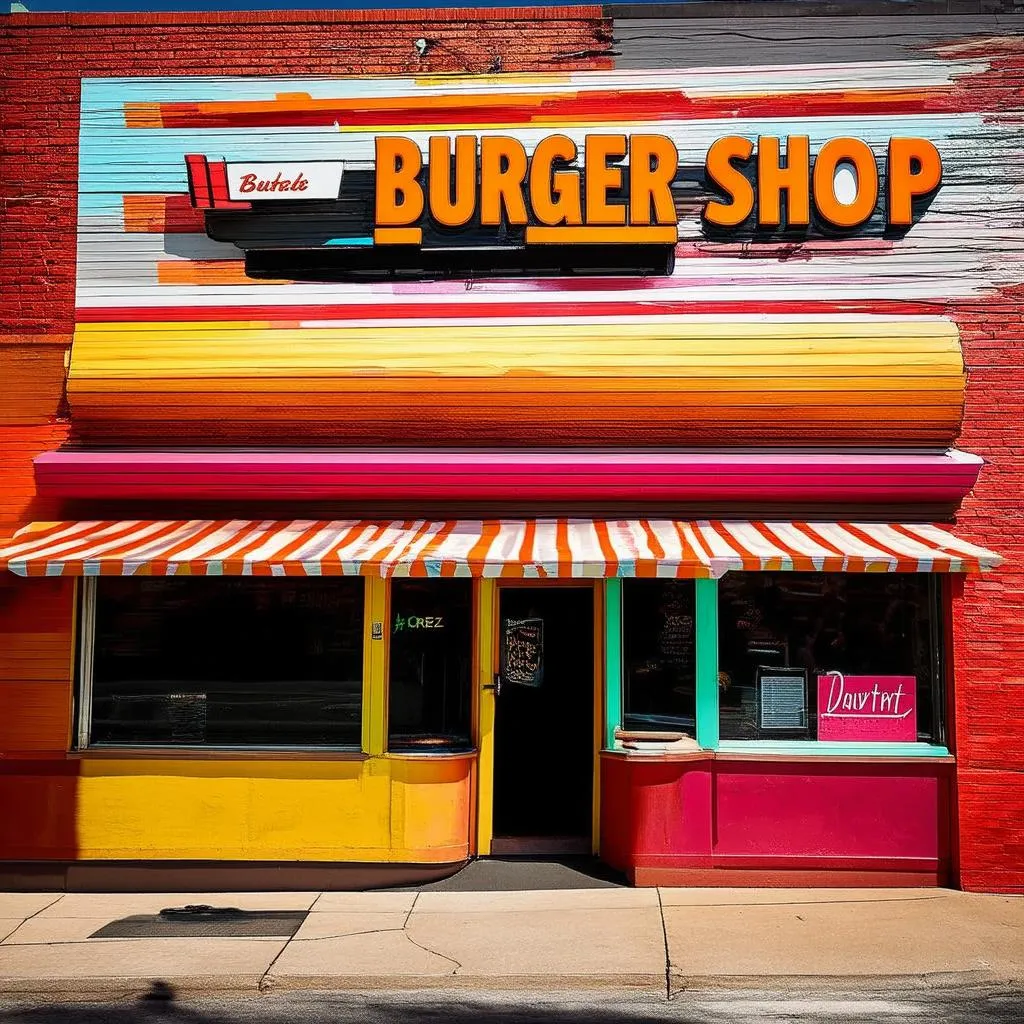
34 449 983 504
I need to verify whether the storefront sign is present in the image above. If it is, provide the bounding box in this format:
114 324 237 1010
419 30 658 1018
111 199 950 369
817 672 917 742
225 161 344 201
393 614 444 632
187 133 942 244
374 133 679 246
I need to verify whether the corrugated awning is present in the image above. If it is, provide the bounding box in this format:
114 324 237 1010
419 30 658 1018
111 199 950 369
0 519 1002 578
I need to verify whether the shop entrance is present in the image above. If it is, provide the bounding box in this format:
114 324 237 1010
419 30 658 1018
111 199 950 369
490 586 595 854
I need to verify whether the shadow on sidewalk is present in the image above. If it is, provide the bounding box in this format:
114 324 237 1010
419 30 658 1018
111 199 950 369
390 857 627 892
3 981 1024 1024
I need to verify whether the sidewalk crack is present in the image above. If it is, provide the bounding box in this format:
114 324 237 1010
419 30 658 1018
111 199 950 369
402 891 462 975
0 893 64 946
402 931 463 975
656 887 672 1001
258 920 298 993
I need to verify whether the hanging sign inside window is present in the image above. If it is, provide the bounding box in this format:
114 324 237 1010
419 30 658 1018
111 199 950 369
501 617 544 688
817 672 917 742
757 667 808 731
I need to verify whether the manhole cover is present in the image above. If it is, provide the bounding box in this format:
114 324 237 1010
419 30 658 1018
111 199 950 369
89 905 307 938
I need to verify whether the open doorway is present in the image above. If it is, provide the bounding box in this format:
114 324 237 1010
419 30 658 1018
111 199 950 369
491 586 595 855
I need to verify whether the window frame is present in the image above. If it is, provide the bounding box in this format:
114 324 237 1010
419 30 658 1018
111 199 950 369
385 576 476 754
609 574 952 758
618 577 698 736
74 575 369 754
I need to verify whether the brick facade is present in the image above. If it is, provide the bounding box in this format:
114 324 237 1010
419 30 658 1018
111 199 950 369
0 8 1020 892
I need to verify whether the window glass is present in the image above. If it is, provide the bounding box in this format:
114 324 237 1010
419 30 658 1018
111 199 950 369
717 573 943 742
87 578 364 747
622 579 696 732
388 579 473 751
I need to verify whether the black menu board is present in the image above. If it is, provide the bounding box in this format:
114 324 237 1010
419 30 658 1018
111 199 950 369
501 617 544 688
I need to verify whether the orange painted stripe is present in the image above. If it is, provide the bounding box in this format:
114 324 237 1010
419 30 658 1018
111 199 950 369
524 226 677 244
148 520 239 573
707 521 761 571
319 522 384 574
519 520 538 579
156 261 290 286
467 521 503 577
837 523 915 571
592 521 619 578
373 227 423 245
635 521 667 578
795 521 864 573
750 521 817 572
123 101 163 128
890 523 980 572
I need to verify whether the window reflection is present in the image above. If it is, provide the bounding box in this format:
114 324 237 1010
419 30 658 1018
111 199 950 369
88 578 364 748
717 573 943 742
622 580 697 732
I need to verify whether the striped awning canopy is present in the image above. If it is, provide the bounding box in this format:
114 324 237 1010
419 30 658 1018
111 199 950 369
0 519 1002 578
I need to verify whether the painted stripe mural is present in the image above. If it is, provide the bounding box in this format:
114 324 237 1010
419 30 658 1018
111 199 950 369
67 316 965 446
65 58 1024 492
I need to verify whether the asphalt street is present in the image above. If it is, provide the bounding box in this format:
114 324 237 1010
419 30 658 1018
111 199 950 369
1 986 1022 1024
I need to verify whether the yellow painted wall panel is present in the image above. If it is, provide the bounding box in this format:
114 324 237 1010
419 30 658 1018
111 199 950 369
72 757 471 863
389 755 474 862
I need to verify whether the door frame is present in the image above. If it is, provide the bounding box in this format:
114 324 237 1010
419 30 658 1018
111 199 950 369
475 578 603 857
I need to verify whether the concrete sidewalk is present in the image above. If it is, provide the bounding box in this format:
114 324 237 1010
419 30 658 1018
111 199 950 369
0 888 1020 997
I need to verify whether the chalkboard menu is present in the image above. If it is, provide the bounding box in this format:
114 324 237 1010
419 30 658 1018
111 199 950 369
501 617 544 688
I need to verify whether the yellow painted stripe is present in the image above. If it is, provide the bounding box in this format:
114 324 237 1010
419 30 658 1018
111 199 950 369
69 325 963 380
363 576 388 756
475 579 497 857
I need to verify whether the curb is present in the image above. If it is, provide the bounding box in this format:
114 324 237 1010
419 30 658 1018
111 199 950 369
1 969 1018 1000
667 969 1003 995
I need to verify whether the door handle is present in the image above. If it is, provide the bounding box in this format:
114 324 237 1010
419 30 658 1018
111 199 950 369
482 673 502 698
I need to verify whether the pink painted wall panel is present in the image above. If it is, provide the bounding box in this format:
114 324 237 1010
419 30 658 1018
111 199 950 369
600 755 951 876
712 763 949 866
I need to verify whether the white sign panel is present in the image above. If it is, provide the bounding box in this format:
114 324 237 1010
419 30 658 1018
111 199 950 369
226 161 343 201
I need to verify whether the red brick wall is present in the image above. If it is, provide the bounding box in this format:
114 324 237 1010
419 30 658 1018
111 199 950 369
949 291 1024 894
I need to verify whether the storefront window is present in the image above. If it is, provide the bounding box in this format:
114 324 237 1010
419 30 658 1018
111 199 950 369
83 578 364 748
622 580 696 732
717 573 944 743
388 579 473 751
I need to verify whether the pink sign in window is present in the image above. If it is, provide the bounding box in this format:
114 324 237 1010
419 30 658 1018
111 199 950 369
817 673 918 742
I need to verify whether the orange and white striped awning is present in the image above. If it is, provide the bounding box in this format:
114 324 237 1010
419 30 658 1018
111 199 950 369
0 519 1001 578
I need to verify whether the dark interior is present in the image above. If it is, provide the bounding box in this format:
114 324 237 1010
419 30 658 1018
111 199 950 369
493 587 594 840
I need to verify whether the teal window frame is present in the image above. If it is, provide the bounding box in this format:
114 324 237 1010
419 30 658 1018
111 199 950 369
605 576 950 757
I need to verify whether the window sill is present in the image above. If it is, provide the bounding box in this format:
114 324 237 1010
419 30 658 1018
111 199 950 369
70 746 369 761
715 740 953 762
386 749 478 760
